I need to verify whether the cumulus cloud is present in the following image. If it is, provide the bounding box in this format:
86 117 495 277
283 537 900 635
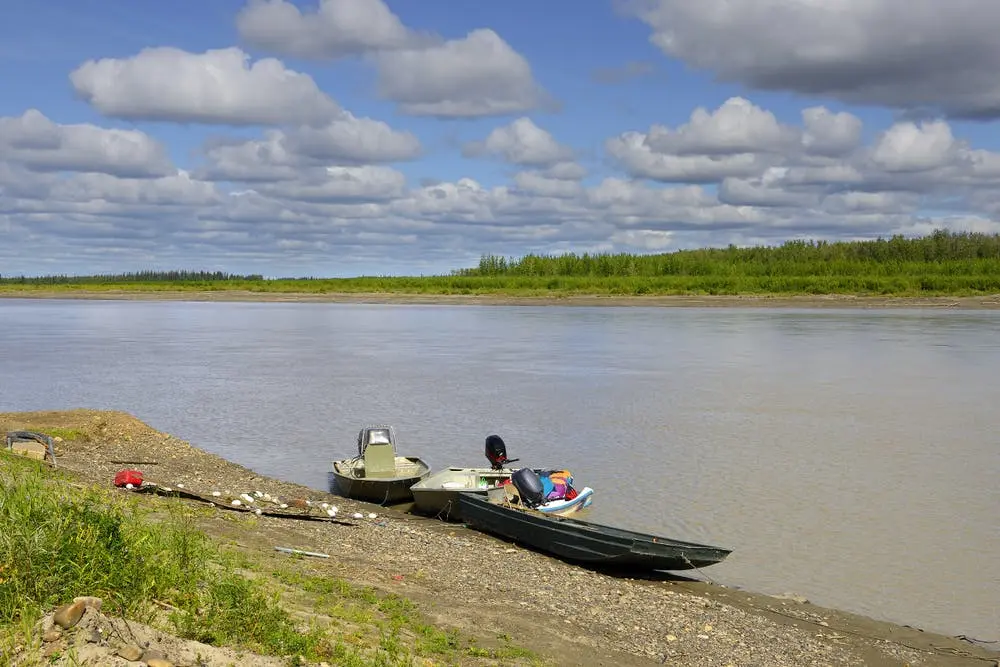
625 0 1000 119
374 29 548 117
70 47 340 125
235 0 549 118
195 112 420 182
236 0 429 59
285 112 421 163
464 117 574 166
6 96 1000 276
254 165 408 202
870 120 958 173
0 110 173 178
644 97 800 155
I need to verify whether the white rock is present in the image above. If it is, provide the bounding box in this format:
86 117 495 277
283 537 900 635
232 500 242 506
352 512 364 519
211 491 221 497
176 483 185 489
125 483 134 490
254 491 263 498
254 508 263 516
279 503 288 509
326 508 337 517
367 513 377 519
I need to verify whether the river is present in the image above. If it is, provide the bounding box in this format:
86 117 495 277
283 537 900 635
1 298 998 640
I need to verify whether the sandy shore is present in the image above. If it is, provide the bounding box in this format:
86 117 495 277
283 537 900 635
2 288 1000 309
3 410 997 667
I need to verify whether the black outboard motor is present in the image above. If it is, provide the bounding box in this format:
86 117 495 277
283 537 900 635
511 467 545 508
485 434 519 470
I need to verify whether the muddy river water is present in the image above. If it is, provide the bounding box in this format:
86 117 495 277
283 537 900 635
2 298 998 640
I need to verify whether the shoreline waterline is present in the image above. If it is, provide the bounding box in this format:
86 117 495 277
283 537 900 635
3 288 1000 309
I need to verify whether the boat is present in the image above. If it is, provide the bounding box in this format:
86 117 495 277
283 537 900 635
330 425 431 504
409 434 592 520
457 485 731 571
411 466 515 520
410 434 518 520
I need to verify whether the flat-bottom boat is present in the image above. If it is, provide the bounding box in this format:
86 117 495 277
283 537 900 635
330 425 431 504
410 467 515 520
409 434 593 520
458 491 731 571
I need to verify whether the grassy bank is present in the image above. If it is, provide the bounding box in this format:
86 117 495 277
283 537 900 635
0 451 536 666
2 230 1000 298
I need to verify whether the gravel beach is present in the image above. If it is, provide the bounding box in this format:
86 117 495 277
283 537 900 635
2 410 997 667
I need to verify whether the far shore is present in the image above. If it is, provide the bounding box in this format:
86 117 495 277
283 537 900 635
3 288 1000 309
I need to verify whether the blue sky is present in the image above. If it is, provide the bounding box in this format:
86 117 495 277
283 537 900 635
2 0 1000 277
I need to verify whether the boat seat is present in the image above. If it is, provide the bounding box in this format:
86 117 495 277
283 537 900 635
363 443 396 478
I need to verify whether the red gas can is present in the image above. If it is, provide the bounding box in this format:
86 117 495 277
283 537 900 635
114 469 143 487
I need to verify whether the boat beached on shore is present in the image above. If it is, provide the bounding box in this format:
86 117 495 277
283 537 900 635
330 425 431 504
458 471 730 571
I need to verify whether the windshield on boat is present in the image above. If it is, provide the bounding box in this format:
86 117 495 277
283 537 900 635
366 429 391 445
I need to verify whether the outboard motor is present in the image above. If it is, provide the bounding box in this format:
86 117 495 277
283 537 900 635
485 434 519 470
511 468 545 508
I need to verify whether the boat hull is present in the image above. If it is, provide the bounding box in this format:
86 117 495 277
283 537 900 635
330 456 431 504
457 493 731 570
410 467 515 520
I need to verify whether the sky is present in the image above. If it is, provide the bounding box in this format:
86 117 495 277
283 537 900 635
3 0 1000 277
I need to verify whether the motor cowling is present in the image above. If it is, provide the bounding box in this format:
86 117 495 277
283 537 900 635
511 467 545 508
485 434 512 469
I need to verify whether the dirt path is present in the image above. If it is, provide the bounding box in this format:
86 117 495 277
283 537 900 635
3 410 997 666
3 289 1000 309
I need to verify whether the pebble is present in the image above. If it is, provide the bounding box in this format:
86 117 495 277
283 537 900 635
42 630 62 642
231 499 242 506
53 600 86 629
73 596 103 611
116 644 143 661
146 657 174 667
211 491 221 497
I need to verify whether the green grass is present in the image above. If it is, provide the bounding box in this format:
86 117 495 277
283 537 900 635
0 452 540 666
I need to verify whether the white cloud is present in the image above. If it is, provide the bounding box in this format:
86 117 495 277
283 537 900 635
607 131 768 183
235 0 549 118
70 47 340 125
284 112 421 163
544 162 588 180
254 165 407 202
196 112 420 182
801 107 863 157
373 29 548 117
626 0 1000 119
513 171 584 199
465 117 574 166
6 96 1000 276
236 0 428 59
0 110 172 178
870 120 958 173
644 97 800 155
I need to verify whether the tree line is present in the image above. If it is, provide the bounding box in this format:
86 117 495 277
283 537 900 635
456 230 1000 278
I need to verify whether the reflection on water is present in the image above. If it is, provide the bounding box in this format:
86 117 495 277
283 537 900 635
2 298 999 639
